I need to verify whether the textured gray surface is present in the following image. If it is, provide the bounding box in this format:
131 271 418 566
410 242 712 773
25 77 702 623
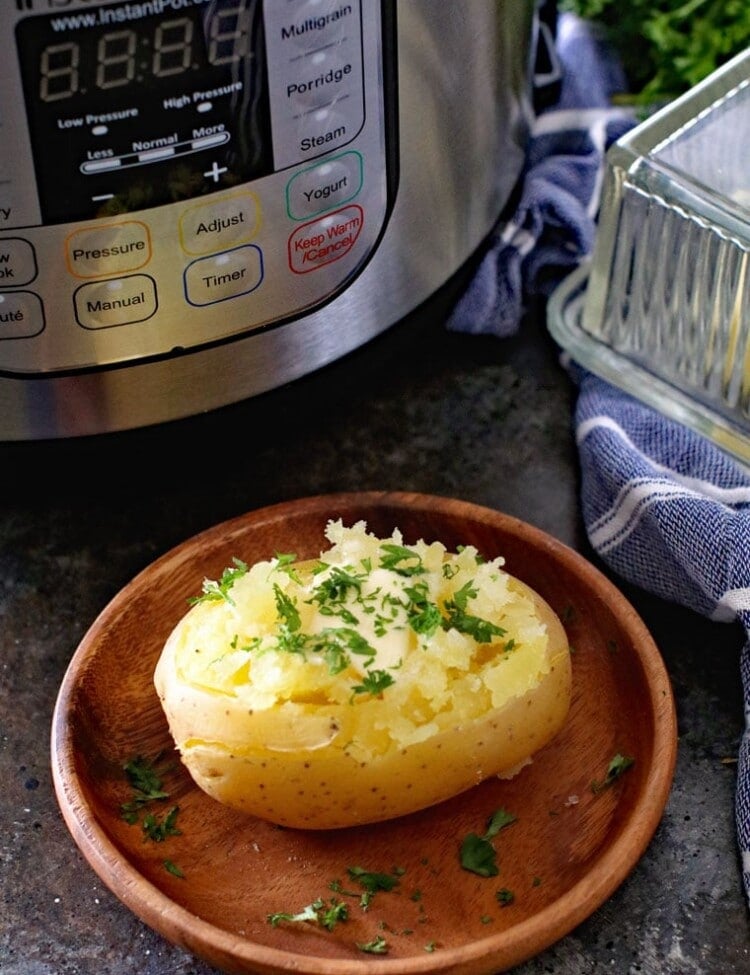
1 284 748 974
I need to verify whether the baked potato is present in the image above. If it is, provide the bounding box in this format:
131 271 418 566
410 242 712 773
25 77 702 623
154 520 572 828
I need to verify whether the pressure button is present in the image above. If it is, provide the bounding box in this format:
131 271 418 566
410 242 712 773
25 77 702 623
66 221 151 279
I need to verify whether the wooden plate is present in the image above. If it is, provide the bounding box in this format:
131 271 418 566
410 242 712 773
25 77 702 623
51 492 677 975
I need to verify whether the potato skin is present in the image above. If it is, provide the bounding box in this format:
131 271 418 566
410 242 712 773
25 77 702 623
154 577 571 829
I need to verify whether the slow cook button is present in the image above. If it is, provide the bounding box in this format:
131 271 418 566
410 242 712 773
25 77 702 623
74 274 157 329
0 238 38 287
183 245 263 306
0 291 45 339
286 152 362 220
66 221 151 279
288 204 363 273
179 192 260 256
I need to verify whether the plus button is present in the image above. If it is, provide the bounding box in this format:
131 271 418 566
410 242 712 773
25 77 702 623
204 161 228 183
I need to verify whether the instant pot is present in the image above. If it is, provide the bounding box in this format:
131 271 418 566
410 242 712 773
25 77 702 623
0 0 540 439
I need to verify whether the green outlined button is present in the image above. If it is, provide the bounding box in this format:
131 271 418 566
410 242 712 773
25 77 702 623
286 152 363 221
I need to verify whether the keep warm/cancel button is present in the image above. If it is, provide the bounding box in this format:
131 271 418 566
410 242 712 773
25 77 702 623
74 274 157 329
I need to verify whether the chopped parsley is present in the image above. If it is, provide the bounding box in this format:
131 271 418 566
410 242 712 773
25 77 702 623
188 558 248 606
267 897 349 931
357 935 388 954
351 668 395 697
345 866 401 909
142 805 181 843
442 581 507 644
460 808 517 877
378 543 425 576
121 754 170 823
592 753 635 794
121 754 184 876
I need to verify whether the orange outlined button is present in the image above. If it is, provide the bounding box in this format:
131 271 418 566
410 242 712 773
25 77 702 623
66 221 151 279
288 205 363 274
74 274 157 329
179 192 260 256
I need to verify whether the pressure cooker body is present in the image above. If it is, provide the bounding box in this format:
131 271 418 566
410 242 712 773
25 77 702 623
0 0 537 439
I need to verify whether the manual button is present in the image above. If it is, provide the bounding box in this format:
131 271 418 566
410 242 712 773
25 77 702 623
74 274 157 329
66 221 151 279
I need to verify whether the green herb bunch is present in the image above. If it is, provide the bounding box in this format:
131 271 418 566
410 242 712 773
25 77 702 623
560 0 750 105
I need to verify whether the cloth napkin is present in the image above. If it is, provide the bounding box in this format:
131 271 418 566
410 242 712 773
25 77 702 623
447 12 750 906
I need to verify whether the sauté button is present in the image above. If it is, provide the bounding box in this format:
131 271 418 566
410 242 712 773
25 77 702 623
0 291 44 339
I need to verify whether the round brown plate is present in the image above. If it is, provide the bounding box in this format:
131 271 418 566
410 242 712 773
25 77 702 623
51 492 677 975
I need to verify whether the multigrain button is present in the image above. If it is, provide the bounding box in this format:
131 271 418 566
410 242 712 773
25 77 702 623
284 0 352 50
179 192 260 256
0 238 38 287
74 274 157 329
183 245 263 306
0 292 44 339
286 152 362 219
66 221 151 279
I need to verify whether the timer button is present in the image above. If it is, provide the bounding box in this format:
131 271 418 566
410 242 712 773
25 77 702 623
0 292 45 340
73 274 157 329
183 245 264 306
286 151 362 220
179 192 261 256
0 239 38 288
66 221 152 279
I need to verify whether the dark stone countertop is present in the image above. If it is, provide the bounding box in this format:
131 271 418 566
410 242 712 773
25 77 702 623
1 280 748 974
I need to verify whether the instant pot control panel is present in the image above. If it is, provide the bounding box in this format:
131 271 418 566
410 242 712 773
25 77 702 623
0 0 395 375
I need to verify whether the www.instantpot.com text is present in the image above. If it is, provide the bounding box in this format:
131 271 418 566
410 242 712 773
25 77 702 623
41 0 213 33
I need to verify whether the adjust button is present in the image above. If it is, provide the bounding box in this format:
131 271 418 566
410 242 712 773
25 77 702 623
66 221 151 279
0 291 44 339
74 274 157 329
0 238 38 287
184 245 263 306
179 191 260 256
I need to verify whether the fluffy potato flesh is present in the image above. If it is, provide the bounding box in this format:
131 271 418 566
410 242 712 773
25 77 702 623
154 520 572 828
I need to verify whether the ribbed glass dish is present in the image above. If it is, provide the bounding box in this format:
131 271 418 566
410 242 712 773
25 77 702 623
548 48 750 467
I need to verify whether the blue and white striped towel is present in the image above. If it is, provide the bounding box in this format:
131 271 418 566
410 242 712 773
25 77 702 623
448 12 750 906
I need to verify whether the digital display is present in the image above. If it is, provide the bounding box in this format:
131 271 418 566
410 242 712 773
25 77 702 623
16 0 273 225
